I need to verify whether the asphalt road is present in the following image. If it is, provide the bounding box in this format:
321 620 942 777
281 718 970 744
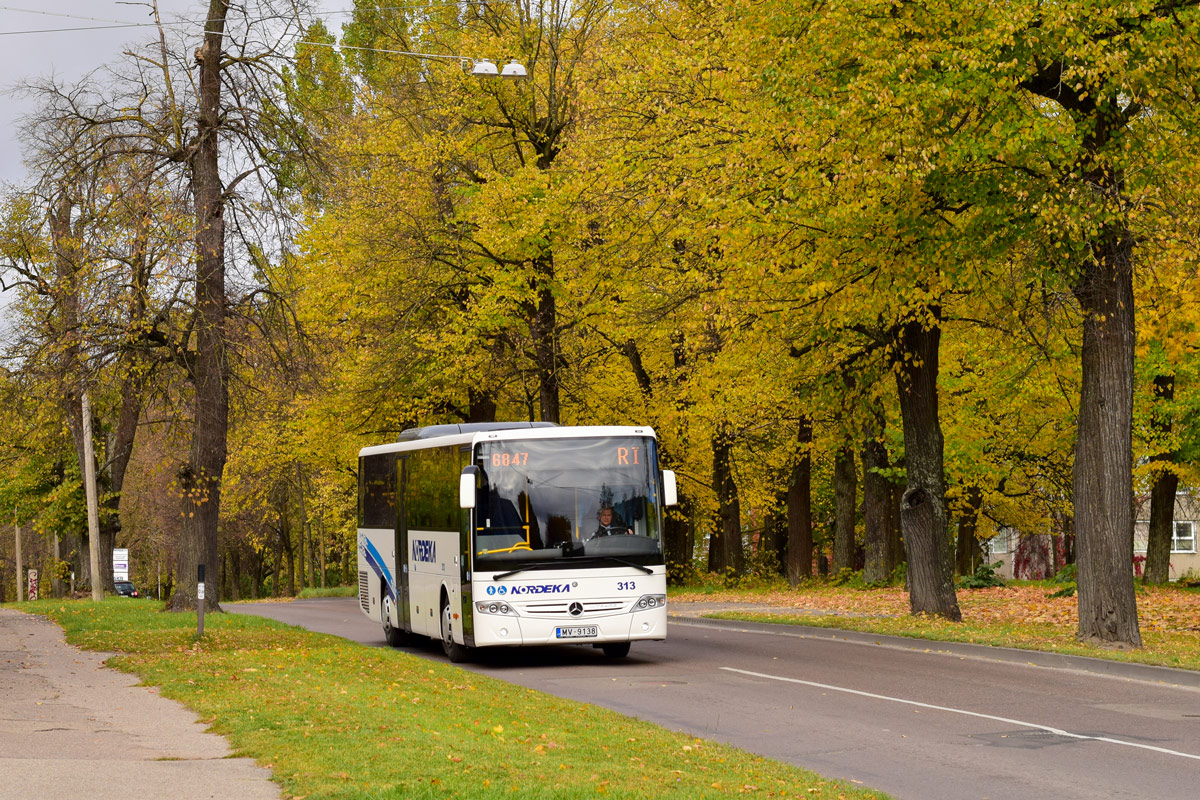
228 598 1200 799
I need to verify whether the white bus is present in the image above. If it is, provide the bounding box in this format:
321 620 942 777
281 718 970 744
357 423 678 662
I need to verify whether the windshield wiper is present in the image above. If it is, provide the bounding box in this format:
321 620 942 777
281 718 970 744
492 556 654 580
493 561 563 580
584 556 654 574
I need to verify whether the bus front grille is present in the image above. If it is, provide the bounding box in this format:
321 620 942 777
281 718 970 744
521 600 627 617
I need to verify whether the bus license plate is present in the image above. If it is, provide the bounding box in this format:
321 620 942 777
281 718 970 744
555 625 598 639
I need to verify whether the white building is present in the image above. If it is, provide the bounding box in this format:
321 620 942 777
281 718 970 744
984 493 1199 582
1133 492 1198 581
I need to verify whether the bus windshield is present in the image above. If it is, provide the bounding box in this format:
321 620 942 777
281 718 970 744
473 436 664 571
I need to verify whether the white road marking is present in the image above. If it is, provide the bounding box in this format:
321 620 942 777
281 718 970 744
720 667 1200 762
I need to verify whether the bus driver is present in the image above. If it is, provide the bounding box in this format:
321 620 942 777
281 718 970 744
594 504 633 537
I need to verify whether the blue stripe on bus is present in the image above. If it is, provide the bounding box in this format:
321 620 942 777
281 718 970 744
363 538 397 604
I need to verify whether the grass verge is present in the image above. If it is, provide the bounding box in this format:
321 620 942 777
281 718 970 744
297 585 357 599
14 598 887 800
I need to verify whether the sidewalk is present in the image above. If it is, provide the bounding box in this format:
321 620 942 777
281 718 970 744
0 607 278 800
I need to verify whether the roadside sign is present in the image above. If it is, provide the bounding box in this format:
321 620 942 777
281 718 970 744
113 548 129 581
27 569 38 601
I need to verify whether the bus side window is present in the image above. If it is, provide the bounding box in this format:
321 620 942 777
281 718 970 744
360 454 397 529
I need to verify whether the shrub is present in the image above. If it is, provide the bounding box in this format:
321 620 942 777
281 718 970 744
829 567 863 588
741 548 786 584
958 561 1006 589
667 558 702 587
1176 568 1200 589
1048 562 1077 598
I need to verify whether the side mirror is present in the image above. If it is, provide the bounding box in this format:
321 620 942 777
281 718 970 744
662 470 678 507
459 465 478 509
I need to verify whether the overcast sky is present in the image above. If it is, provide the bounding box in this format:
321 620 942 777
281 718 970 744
0 1 356 187
0 2 354 333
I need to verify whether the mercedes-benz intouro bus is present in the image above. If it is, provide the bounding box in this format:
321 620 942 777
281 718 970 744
357 423 677 661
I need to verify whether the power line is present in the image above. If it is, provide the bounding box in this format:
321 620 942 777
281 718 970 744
0 5 151 26
295 37 471 64
0 3 493 37
0 23 153 36
0 3 511 71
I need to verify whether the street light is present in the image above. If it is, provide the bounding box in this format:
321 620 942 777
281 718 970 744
469 59 499 77
468 58 529 80
301 39 530 80
500 59 528 79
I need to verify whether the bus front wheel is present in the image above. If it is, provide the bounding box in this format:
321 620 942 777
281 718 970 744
601 642 631 659
441 598 469 663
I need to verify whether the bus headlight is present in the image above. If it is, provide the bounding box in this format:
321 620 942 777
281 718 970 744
633 594 666 611
475 601 516 616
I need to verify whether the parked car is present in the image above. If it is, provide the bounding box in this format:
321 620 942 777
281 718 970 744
114 580 140 598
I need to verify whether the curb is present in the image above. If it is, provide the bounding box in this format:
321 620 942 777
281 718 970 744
668 613 1200 690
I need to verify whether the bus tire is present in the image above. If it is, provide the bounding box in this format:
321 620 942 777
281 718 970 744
441 597 469 663
601 642 631 659
382 595 407 647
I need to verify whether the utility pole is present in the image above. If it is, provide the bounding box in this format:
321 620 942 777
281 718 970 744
14 512 23 602
82 390 103 601
53 531 62 598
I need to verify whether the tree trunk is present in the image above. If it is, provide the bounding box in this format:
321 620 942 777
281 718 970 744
618 339 693 582
832 445 857 572
764 504 787 573
47 193 105 596
466 388 498 423
298 511 307 592
279 506 296 597
318 518 328 588
861 433 892 585
295 464 311 592
1072 229 1140 646
786 417 814 584
621 340 654 396
888 479 904 575
228 546 241 601
1143 374 1177 585
170 0 230 614
709 430 743 575
529 254 561 423
894 312 961 620
252 548 263 599
665 494 694 583
955 485 984 576
272 535 282 597
1058 513 1076 567
1144 471 1178 585
96 359 146 595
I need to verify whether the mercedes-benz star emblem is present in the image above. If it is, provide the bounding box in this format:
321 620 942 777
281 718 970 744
568 602 583 616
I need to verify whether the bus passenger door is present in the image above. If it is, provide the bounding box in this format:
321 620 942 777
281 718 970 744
397 456 411 633
460 448 474 646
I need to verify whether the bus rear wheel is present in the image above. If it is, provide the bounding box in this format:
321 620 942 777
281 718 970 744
601 642 631 659
382 596 407 647
441 599 469 663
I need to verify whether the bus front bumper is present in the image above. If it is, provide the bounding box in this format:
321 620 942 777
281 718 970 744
471 608 667 647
